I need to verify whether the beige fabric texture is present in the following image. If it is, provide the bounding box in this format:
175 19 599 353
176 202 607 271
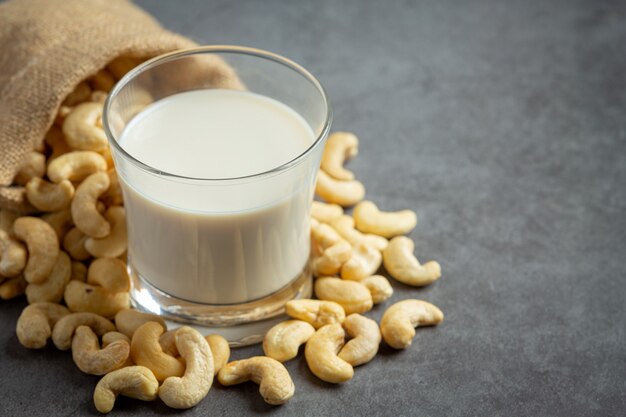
0 0 231 212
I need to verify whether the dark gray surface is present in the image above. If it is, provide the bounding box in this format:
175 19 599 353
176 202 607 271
1 0 625 416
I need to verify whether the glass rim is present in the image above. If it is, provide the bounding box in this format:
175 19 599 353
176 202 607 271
103 45 332 183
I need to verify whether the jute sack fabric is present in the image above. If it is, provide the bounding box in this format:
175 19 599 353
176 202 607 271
0 0 236 211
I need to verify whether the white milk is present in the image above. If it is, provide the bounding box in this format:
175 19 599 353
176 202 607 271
118 89 315 305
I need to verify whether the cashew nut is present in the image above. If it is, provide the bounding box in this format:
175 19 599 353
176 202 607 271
130 321 185 381
88 69 116 92
115 309 166 339
62 102 108 151
305 324 353 383
107 56 142 79
91 90 109 105
360 275 393 304
330 215 388 251
382 236 441 286
218 356 294 405
47 151 107 183
338 314 381 366
158 326 214 409
13 217 60 284
0 275 27 299
206 334 230 374
103 331 134 367
52 311 116 350
263 320 315 362
353 201 417 238
25 177 74 212
93 366 159 414
315 170 365 207
314 277 373 314
101 170 124 207
14 151 46 186
340 242 383 281
102 331 131 346
16 302 70 348
45 126 72 160
87 257 130 293
158 330 230 375
72 325 130 375
285 299 346 329
64 280 130 318
311 200 343 223
63 227 91 261
100 145 114 169
0 230 27 277
157 329 178 357
380 299 444 349
310 218 345 249
26 251 71 303
311 240 352 277
42 209 74 242
320 131 358 181
62 81 92 106
71 172 111 238
85 206 127 258
71 261 88 281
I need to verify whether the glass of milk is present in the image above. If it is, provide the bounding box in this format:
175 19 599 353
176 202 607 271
103 46 331 341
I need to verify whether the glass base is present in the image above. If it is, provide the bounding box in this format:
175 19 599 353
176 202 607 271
129 263 312 346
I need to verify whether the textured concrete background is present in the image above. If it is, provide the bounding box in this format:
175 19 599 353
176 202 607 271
1 0 625 416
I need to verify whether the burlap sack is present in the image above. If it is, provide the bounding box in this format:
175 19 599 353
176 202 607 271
0 0 235 212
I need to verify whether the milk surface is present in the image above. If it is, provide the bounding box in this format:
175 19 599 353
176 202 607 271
119 89 315 304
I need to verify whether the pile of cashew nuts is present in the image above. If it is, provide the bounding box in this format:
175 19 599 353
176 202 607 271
263 131 444 385
1 59 445 413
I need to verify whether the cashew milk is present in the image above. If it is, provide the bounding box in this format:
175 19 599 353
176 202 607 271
118 89 315 305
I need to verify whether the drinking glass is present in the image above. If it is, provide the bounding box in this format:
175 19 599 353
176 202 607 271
103 46 331 343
